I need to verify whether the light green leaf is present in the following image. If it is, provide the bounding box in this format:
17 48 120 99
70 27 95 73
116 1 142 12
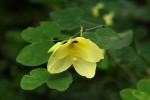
132 90 150 100
16 41 53 66
47 71 73 91
120 89 140 100
50 7 83 30
21 21 61 43
120 80 150 100
137 79 150 95
21 68 49 90
109 30 133 49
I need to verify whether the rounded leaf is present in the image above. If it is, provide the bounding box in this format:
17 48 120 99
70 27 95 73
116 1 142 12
21 21 61 43
137 79 150 95
46 71 73 91
50 7 83 30
16 41 53 66
21 68 49 90
108 30 133 49
120 89 139 100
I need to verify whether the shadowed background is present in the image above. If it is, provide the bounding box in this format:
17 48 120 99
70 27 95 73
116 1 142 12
0 0 150 100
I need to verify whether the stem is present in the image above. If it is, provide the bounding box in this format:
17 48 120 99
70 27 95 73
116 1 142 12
80 25 83 37
108 52 137 83
85 25 105 31
69 32 80 39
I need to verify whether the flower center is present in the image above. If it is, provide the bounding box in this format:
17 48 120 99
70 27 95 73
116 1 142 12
70 41 78 62
71 47 77 61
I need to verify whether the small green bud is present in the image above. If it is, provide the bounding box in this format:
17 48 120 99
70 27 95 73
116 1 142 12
48 42 62 53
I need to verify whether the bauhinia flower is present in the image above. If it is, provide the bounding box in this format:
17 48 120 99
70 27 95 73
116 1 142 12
47 37 104 78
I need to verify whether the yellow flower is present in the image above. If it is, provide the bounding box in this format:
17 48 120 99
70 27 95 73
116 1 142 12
103 12 115 26
47 37 104 78
92 2 105 17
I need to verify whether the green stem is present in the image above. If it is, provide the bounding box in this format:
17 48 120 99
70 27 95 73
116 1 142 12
85 25 105 31
108 51 137 83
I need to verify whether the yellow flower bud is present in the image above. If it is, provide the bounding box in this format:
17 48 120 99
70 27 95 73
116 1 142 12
47 42 62 53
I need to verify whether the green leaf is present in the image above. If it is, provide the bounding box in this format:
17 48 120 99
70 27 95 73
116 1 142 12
83 31 108 49
83 28 119 49
16 41 53 66
95 28 119 39
109 30 133 49
137 79 150 95
132 90 150 100
80 18 104 28
120 89 140 100
135 40 150 65
47 71 73 91
21 68 49 90
120 79 150 100
21 21 61 43
97 56 109 70
50 7 83 30
115 48 147 78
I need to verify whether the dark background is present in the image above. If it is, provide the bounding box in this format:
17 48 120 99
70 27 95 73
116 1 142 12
0 0 150 100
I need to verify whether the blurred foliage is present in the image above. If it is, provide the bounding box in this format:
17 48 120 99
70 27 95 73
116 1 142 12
0 0 150 100
120 79 150 100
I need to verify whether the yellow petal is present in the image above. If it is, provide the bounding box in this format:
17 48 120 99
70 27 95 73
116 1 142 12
74 37 104 62
47 54 72 73
73 57 96 78
52 42 71 59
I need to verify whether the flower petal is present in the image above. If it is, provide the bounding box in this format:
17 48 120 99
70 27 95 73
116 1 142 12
47 54 72 73
74 37 104 62
52 42 71 59
73 57 96 78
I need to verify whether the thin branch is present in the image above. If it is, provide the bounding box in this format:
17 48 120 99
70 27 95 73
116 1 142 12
108 52 137 83
85 25 105 31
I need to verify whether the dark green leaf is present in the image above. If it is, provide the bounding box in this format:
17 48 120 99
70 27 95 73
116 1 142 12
50 7 83 30
97 56 109 70
21 68 49 90
80 18 104 28
95 28 119 39
109 30 133 49
21 21 61 43
110 47 147 77
135 40 150 65
47 71 73 91
83 31 108 49
16 41 53 66
83 28 118 49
